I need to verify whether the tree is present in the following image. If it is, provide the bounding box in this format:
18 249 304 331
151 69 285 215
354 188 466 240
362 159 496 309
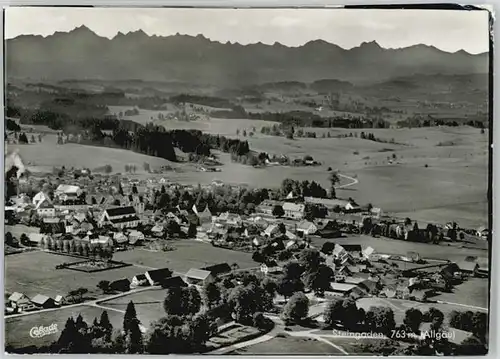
471 311 488 341
99 311 113 341
324 298 364 330
201 281 221 310
228 285 262 324
163 286 201 316
365 306 396 335
456 336 488 355
123 301 143 353
19 132 29 144
272 205 285 217
403 308 423 334
187 223 197 238
304 265 333 296
277 276 304 300
164 220 180 237
20 233 29 246
298 248 323 273
97 280 110 294
281 292 309 325
143 162 151 173
123 301 138 333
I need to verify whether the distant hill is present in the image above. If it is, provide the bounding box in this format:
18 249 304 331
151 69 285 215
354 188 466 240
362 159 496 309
6 26 489 85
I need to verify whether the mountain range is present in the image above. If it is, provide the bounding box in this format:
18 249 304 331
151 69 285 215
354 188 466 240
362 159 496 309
6 25 489 86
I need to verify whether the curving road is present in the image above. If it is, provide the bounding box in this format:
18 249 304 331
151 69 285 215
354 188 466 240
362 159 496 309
335 173 359 189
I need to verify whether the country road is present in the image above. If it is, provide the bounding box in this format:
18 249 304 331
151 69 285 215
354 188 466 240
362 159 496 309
335 173 359 189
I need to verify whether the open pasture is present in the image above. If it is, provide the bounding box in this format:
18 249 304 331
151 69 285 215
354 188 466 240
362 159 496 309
112 240 257 274
10 134 175 174
5 251 142 299
5 304 124 349
98 288 168 329
231 335 346 355
356 297 488 325
310 235 489 263
108 105 279 136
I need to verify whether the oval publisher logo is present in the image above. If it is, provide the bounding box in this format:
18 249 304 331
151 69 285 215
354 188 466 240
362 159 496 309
29 324 58 339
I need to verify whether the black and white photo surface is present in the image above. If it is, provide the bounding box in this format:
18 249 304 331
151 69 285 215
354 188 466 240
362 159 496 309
3 6 492 356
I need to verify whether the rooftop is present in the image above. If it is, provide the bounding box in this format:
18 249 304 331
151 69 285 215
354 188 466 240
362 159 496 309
185 268 212 280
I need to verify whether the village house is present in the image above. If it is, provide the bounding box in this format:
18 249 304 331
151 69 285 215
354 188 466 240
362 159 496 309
456 261 479 276
99 206 140 229
160 276 188 289
131 274 149 288
256 200 283 216
31 294 57 309
8 292 35 312
201 263 232 277
109 278 131 292
193 205 213 226
185 268 213 285
55 184 83 203
33 192 56 218
216 212 243 226
282 202 305 220
327 283 363 299
296 220 318 236
145 268 173 286
260 260 282 274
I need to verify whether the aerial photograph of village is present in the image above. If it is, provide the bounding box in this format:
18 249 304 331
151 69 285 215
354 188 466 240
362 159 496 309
3 6 492 356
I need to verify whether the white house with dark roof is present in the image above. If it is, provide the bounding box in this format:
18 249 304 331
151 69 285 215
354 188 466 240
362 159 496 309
185 268 213 285
99 206 139 229
282 202 305 220
55 184 82 202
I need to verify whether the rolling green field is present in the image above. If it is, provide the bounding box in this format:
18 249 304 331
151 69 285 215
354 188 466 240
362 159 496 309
231 336 347 355
4 251 142 299
112 240 257 273
5 304 124 349
5 241 257 301
310 235 489 263
12 114 489 229
98 288 168 329
356 297 488 325
10 134 175 175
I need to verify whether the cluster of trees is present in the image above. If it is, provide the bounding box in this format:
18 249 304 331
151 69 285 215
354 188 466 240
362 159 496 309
449 310 488 342
153 183 271 216
397 115 486 129
6 118 21 131
280 178 329 199
170 94 233 109
45 301 143 354
41 238 114 262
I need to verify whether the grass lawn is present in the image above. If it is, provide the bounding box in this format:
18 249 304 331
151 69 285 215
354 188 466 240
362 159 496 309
5 251 142 299
112 240 257 274
321 337 396 355
230 335 347 355
5 304 123 349
310 234 489 264
99 288 167 329
14 122 488 229
11 134 175 175
356 297 488 327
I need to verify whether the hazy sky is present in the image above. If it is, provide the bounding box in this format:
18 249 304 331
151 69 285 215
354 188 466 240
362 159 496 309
5 7 490 54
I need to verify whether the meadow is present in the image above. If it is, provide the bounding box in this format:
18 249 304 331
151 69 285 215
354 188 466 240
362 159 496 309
98 288 169 329
112 240 257 274
14 111 489 229
4 251 143 299
310 234 489 264
230 335 347 355
4 304 124 349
